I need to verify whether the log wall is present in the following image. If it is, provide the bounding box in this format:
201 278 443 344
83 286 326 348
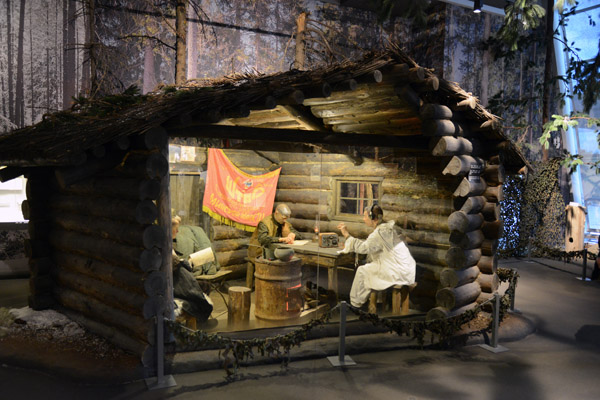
25 129 170 377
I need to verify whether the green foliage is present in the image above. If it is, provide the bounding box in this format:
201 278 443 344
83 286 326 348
370 0 431 26
540 114 600 172
494 0 546 52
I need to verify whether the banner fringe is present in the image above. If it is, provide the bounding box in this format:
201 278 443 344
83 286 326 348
203 206 256 233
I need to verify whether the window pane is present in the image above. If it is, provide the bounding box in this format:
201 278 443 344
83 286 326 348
564 7 600 61
340 182 356 197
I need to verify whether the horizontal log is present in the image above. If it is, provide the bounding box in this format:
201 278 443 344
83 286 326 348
442 155 485 176
401 229 451 248
447 211 484 233
382 179 453 198
50 229 161 272
216 249 247 267
52 212 164 249
483 185 504 202
386 211 451 233
211 225 249 241
54 268 146 315
410 296 436 312
143 295 166 319
355 69 383 84
453 177 487 197
481 220 503 239
449 230 484 250
275 189 330 205
381 194 454 215
54 150 127 189
436 281 481 309
288 218 371 238
276 176 331 190
422 119 466 137
439 266 480 288
395 84 422 110
280 161 399 177
481 239 499 256
413 76 440 92
59 308 150 357
415 263 447 282
426 302 477 321
477 272 499 293
410 278 442 298
49 194 158 225
482 202 501 221
420 104 453 120
221 150 278 169
477 256 497 275
407 245 448 267
212 238 249 253
276 202 329 221
54 286 151 342
54 251 145 294
63 177 160 201
483 164 505 185
445 247 481 268
430 136 472 157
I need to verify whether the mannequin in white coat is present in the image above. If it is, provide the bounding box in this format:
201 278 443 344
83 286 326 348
338 204 416 308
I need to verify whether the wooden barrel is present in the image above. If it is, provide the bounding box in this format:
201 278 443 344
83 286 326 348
254 257 303 320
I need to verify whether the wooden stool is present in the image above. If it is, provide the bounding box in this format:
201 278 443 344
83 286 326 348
196 269 233 293
368 283 417 315
228 286 251 327
392 283 417 315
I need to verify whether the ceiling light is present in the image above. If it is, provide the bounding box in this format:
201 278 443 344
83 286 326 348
474 0 482 13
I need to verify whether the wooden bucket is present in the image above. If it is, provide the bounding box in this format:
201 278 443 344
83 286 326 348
254 257 303 320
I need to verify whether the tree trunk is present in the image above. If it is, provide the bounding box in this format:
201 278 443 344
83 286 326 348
542 6 554 162
62 0 76 109
142 42 156 94
175 0 188 85
7 0 14 123
294 12 307 69
15 0 26 127
186 2 198 80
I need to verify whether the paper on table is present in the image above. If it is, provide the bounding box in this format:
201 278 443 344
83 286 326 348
290 239 310 246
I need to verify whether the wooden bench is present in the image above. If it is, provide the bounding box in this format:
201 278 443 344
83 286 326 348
368 283 417 315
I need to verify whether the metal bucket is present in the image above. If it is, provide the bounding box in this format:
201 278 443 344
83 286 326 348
254 257 303 320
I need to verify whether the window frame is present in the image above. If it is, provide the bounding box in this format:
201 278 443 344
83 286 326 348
332 177 383 222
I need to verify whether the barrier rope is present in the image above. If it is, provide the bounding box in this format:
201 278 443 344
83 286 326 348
166 268 519 375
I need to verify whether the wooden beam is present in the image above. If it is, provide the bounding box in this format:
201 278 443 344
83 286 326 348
168 124 430 149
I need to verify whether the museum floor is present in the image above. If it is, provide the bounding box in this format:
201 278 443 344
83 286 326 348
1 257 599 400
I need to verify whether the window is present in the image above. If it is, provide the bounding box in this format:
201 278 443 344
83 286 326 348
334 178 382 220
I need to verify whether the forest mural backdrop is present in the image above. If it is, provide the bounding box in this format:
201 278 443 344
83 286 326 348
0 0 555 162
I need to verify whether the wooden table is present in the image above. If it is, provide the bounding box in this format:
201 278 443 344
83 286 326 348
276 241 355 293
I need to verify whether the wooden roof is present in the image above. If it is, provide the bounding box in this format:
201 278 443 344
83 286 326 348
0 44 529 172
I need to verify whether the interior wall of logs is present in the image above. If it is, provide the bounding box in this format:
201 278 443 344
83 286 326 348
178 132 504 320
22 128 170 377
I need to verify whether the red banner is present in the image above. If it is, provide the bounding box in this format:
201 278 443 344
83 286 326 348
202 148 281 232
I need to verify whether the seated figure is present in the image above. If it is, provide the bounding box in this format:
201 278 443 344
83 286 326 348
172 215 219 276
171 217 214 325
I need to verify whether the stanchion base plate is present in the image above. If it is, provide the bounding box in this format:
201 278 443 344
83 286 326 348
145 375 177 390
478 344 509 353
327 355 356 367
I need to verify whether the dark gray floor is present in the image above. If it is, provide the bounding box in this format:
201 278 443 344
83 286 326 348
1 257 600 400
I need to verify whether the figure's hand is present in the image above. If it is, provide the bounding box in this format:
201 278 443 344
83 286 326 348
337 223 349 238
284 233 296 244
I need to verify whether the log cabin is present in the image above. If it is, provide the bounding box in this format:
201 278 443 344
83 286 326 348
0 45 528 376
